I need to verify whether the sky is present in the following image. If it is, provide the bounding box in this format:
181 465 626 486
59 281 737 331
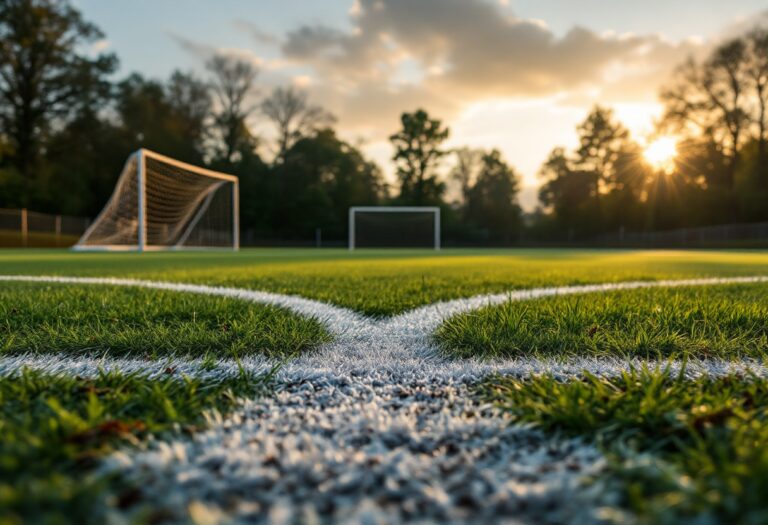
74 0 768 210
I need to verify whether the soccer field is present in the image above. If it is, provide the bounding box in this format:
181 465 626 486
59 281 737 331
3 248 768 523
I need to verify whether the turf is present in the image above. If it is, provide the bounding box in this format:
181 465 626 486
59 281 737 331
0 282 331 359
2 249 768 315
2 248 768 523
478 368 768 524
436 283 768 360
0 367 274 524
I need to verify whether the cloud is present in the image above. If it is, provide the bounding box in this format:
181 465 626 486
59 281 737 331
171 0 703 133
170 32 266 69
91 39 111 53
282 0 690 94
275 0 699 132
170 32 217 61
232 20 281 46
719 9 768 39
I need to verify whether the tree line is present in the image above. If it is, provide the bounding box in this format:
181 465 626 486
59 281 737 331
534 29 768 240
1 0 766 245
0 0 521 244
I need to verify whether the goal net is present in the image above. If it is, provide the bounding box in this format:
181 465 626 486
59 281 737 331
74 149 239 251
349 206 440 249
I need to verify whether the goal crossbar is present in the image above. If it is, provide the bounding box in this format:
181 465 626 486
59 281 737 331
348 206 441 250
141 149 238 183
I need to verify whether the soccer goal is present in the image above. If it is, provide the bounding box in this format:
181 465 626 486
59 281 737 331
348 206 440 250
74 149 239 251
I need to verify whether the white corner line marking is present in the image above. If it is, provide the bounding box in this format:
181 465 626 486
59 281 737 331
1 274 767 381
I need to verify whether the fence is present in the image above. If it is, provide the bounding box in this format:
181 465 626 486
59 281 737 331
595 221 768 248
0 208 90 248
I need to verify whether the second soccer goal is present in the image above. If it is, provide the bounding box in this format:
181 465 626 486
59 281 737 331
348 206 441 250
74 149 239 251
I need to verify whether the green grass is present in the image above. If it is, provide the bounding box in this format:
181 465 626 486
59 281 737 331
2 249 768 315
2 248 768 523
478 368 768 524
437 284 768 360
0 367 274 525
0 282 331 359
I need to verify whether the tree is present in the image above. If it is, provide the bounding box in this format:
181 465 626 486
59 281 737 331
538 107 636 238
272 129 385 240
114 73 209 164
42 110 124 216
165 71 211 162
575 106 630 194
746 29 768 180
464 150 522 243
661 39 751 191
603 141 650 232
538 148 594 239
261 86 336 162
32 71 211 216
389 109 449 205
206 54 259 164
450 147 484 206
0 0 117 180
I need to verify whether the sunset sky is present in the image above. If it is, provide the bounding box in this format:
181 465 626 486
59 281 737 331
74 0 768 209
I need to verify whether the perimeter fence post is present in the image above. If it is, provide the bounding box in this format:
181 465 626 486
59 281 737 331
21 208 28 247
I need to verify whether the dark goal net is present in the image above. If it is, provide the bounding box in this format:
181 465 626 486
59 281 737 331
352 209 438 248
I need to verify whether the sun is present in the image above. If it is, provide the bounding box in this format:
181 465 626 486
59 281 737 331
643 136 677 172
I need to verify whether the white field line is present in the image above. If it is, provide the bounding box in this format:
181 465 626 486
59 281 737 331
1 274 767 381
104 382 611 524
3 274 766 522
0 352 762 383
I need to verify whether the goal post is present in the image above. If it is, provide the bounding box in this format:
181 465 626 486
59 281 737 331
74 148 239 252
348 206 441 250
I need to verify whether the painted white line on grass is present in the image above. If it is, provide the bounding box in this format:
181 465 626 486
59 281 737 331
1 352 764 383
104 382 610 524
3 274 767 523
2 274 768 382
385 276 768 340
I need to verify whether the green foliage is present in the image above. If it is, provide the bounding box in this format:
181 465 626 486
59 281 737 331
576 105 631 177
463 149 523 243
438 283 768 359
0 368 273 524
0 282 331 358
40 70 214 217
538 106 647 239
656 29 768 228
270 129 386 241
390 109 450 205
479 369 768 523
0 0 117 184
261 86 336 161
115 72 211 165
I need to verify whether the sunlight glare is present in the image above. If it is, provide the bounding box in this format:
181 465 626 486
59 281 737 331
644 136 677 172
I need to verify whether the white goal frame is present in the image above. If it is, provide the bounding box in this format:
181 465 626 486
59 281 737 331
348 206 441 250
73 148 239 252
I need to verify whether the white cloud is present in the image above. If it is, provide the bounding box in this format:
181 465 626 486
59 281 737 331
276 0 698 134
349 0 363 17
292 74 313 87
92 39 111 52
